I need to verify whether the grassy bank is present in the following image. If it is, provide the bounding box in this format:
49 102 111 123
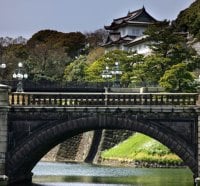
101 133 182 166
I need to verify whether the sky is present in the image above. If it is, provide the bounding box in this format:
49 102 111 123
0 0 196 39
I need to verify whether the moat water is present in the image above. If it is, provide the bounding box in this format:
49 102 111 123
29 162 194 186
0 162 193 186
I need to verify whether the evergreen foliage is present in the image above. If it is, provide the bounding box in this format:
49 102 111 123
27 30 86 58
159 63 196 92
141 20 199 92
1 1 200 88
84 50 143 84
1 29 106 82
175 0 200 38
64 55 88 81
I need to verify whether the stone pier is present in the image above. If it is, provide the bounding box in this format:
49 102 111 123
0 84 10 182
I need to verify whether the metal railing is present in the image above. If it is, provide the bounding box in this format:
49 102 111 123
1 80 159 92
9 92 198 107
1 80 106 92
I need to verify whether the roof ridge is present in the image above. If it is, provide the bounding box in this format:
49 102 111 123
113 7 144 21
127 7 144 16
127 7 147 21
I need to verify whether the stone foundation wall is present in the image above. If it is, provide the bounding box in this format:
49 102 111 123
93 129 133 163
42 145 60 161
42 131 94 162
42 129 133 163
76 131 94 161
101 130 133 151
56 134 83 161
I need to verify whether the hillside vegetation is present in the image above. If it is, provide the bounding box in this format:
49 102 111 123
0 1 199 91
176 0 200 39
101 133 182 167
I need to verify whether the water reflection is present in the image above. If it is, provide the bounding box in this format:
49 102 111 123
8 182 131 186
5 162 194 186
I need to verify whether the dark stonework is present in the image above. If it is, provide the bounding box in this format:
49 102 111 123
3 105 199 184
100 130 133 151
56 134 83 161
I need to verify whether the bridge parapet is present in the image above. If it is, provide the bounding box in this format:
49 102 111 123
9 92 198 107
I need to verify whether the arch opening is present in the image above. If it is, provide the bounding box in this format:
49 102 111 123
7 115 197 184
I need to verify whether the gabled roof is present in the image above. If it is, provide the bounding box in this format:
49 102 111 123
105 7 158 30
124 35 148 46
102 34 137 47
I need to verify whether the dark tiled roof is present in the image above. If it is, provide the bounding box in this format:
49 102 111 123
114 7 144 22
124 35 148 46
102 34 137 47
105 7 157 30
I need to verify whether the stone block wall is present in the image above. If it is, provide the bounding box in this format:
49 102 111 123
101 129 133 151
93 129 133 163
56 134 83 161
42 129 133 164
43 131 94 162
76 131 94 161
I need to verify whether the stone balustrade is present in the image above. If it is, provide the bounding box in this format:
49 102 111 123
9 92 198 107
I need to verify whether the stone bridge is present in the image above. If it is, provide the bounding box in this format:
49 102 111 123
0 84 200 184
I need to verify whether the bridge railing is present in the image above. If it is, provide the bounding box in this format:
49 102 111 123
9 92 198 107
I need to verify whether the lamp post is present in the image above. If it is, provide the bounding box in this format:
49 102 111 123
0 63 6 69
0 62 6 80
0 62 6 83
111 62 122 88
0 47 6 80
102 65 112 87
12 62 28 92
197 75 200 92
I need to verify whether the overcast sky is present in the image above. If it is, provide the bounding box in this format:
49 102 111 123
0 0 195 38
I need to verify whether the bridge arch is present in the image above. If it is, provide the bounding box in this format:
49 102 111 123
7 114 197 183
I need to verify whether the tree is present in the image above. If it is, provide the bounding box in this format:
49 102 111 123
85 29 108 49
1 44 29 80
64 55 88 81
145 20 188 58
27 30 87 58
132 55 171 86
27 43 70 81
159 63 195 92
85 50 142 84
86 47 105 64
175 0 200 38
26 30 88 81
62 32 86 58
142 20 199 90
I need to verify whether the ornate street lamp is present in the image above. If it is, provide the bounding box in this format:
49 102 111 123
102 65 112 87
12 62 28 92
111 62 122 88
0 62 6 82
0 47 6 80
197 75 200 90
0 63 6 69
